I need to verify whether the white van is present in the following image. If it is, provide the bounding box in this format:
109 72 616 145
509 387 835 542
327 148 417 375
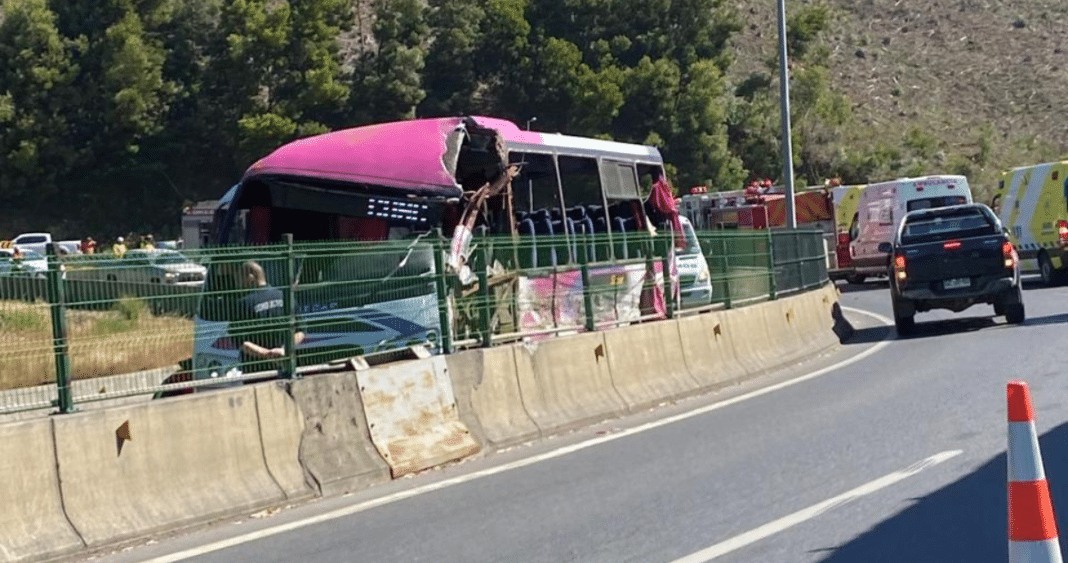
672 216 713 308
846 175 972 281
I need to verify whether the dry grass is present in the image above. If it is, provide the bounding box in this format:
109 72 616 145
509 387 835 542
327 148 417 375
0 298 193 390
729 0 1068 194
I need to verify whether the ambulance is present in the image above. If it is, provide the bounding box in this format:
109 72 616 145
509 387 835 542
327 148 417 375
828 184 865 279
845 175 972 283
989 161 1068 285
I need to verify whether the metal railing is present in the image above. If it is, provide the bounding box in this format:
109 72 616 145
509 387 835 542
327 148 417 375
0 228 829 413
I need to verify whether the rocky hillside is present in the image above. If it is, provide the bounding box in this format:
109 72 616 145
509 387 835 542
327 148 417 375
729 0 1068 199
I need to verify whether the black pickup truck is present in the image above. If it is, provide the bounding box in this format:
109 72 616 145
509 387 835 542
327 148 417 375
878 203 1023 335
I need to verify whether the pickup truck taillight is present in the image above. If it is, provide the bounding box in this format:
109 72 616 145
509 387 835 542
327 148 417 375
1003 241 1018 269
893 253 907 281
1058 220 1068 244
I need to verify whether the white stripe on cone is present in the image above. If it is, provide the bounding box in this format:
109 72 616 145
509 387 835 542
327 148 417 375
1009 539 1063 563
1009 420 1047 483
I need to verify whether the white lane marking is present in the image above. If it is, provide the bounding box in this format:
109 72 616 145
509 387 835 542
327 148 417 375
138 306 893 563
667 450 964 563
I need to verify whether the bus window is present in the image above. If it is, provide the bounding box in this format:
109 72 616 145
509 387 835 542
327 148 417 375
558 155 607 237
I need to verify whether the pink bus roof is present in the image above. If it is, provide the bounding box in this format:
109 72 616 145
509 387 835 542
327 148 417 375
243 116 662 195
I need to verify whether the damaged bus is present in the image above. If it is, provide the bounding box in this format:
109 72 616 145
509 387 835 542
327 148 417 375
192 116 680 382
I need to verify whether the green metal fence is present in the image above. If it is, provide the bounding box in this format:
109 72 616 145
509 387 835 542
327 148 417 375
0 228 829 413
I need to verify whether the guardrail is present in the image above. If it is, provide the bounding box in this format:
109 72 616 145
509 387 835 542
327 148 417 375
0 229 829 413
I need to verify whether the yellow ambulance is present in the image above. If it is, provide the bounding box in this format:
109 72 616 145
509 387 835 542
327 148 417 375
991 161 1068 285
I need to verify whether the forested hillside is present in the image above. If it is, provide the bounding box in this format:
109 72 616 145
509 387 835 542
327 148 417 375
1 0 1064 239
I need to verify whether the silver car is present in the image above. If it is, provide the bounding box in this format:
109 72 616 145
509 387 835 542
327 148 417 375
107 249 207 285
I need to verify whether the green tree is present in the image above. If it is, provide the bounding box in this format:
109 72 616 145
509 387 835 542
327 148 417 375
349 0 429 124
202 0 350 166
0 0 77 221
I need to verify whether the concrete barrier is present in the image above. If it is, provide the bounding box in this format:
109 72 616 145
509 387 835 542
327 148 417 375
676 311 749 391
445 346 541 449
800 284 842 351
714 301 774 376
356 357 481 477
253 383 314 501
513 332 628 435
0 419 84 563
603 320 701 411
763 298 811 362
288 373 391 496
53 387 286 547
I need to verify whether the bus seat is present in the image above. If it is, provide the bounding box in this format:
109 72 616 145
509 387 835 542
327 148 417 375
567 206 588 221
517 218 537 269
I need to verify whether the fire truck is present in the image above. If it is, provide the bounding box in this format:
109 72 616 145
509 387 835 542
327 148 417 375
679 181 859 280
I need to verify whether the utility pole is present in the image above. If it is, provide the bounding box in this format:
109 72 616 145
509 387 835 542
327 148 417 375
777 0 797 228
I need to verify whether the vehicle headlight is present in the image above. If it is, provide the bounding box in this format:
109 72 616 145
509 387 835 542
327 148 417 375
697 264 710 282
164 271 178 281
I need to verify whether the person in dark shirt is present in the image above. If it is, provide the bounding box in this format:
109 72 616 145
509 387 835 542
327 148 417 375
229 260 304 375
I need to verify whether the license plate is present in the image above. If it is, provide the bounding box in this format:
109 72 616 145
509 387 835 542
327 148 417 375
943 277 970 289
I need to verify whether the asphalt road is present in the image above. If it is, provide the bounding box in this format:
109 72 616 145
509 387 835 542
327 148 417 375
76 277 1068 563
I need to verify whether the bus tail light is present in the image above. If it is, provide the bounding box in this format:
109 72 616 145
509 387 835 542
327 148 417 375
894 253 907 281
1003 241 1017 269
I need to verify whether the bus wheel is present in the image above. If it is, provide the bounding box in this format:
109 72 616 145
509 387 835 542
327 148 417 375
1038 252 1064 286
846 274 866 285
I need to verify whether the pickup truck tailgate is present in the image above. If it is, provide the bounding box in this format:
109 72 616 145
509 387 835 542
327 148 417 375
902 237 1006 282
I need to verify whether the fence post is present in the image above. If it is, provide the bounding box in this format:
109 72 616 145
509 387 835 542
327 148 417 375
578 233 595 332
282 233 299 379
432 230 453 354
660 235 674 319
45 243 73 413
476 238 491 348
720 236 733 310
766 229 778 300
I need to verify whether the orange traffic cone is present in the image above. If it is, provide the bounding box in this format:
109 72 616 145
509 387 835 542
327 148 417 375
1008 381 1063 562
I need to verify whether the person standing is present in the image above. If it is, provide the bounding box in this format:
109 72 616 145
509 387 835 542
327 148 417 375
229 260 304 377
112 237 127 257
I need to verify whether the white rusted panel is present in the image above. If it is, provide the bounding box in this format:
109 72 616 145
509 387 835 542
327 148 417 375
356 356 480 477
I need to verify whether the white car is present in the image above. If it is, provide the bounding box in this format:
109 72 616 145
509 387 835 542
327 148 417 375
0 248 49 278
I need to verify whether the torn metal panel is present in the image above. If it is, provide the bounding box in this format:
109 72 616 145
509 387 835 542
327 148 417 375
356 356 480 477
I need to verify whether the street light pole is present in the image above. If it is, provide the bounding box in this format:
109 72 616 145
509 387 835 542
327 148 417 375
526 117 537 131
777 0 797 229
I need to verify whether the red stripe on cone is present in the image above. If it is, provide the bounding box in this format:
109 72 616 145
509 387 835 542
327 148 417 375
1008 381 1036 422
1010 480 1059 541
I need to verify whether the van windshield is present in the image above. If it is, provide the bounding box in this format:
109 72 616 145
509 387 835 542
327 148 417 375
907 196 967 212
681 223 701 255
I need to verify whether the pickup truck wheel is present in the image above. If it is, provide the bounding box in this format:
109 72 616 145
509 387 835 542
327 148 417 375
894 314 915 335
891 293 915 335
846 274 866 285
1006 302 1026 324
